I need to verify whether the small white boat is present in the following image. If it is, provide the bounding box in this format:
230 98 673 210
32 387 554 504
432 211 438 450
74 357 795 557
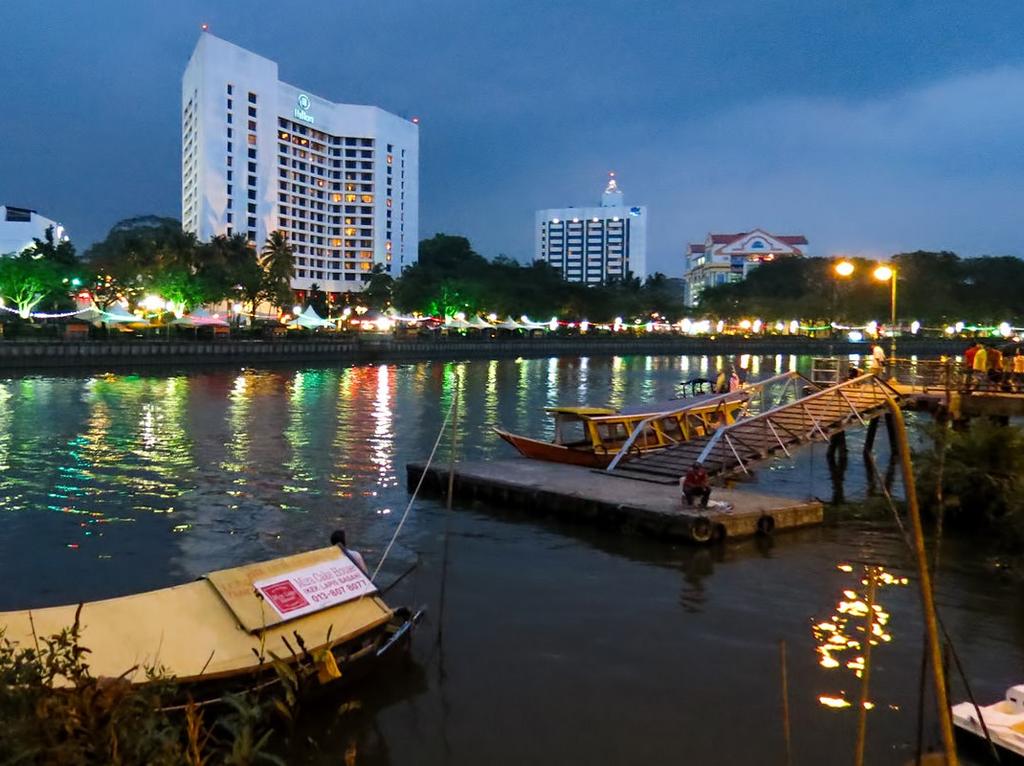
952 684 1024 759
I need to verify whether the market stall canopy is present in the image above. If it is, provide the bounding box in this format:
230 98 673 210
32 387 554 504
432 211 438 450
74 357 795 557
496 317 522 331
100 305 143 324
470 316 495 329
519 316 549 330
292 306 335 329
73 304 104 323
444 316 474 330
174 307 230 327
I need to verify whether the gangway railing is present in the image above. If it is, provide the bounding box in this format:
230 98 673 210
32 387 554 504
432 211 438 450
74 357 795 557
813 355 979 393
694 373 901 475
604 370 820 472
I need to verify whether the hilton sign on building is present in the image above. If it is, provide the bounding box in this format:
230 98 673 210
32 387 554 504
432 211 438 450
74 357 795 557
181 32 419 293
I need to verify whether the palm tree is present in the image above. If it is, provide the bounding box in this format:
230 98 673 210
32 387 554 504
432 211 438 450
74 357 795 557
260 231 296 312
261 231 295 281
209 234 261 323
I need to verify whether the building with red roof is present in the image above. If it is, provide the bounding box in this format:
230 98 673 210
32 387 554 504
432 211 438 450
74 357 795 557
683 228 808 305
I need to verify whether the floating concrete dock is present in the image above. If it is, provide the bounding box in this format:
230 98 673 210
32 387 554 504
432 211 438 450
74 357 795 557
406 458 822 544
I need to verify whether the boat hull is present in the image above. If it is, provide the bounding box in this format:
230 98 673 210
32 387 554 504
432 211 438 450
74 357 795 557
0 546 417 694
493 428 615 468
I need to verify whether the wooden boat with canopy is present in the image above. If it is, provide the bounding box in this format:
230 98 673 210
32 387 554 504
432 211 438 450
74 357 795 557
493 391 749 468
0 543 422 700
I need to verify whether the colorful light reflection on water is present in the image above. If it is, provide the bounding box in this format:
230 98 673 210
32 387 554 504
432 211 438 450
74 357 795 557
812 564 910 712
0 356 1020 765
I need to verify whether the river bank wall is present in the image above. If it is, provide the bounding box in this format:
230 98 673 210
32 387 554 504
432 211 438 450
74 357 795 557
0 336 970 370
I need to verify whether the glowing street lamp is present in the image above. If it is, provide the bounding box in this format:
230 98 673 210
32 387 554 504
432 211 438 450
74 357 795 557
834 260 855 278
872 264 897 355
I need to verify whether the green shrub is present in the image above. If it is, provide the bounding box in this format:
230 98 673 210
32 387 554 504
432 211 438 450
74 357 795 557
916 419 1024 547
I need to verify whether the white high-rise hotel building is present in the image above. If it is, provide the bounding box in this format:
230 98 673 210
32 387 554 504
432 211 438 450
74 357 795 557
181 33 419 293
535 174 647 284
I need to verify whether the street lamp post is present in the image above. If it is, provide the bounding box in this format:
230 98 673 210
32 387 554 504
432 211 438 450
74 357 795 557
872 265 897 358
833 259 898 358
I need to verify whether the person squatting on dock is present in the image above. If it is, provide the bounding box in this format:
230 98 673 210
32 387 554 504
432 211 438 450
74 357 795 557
681 462 711 508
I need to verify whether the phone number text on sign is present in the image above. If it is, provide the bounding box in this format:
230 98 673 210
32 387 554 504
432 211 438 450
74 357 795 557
254 554 377 620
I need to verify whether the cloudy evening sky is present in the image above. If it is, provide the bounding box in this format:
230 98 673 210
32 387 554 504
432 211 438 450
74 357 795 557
1 0 1022 275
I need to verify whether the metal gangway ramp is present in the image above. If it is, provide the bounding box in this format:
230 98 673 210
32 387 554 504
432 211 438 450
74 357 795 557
605 373 902 484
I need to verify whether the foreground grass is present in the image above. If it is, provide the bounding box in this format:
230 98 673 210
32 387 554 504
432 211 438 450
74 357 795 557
0 608 292 765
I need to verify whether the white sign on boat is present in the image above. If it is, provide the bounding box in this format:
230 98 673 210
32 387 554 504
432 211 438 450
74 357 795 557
254 554 377 620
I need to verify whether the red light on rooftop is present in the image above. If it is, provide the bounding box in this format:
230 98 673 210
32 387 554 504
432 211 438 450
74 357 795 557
411 116 420 124
201 23 209 31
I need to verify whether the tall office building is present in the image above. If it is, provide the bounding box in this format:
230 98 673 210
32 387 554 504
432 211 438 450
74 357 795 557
181 32 419 294
535 173 647 284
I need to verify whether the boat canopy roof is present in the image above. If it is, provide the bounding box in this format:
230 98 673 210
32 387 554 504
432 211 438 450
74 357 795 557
0 547 392 685
544 406 617 417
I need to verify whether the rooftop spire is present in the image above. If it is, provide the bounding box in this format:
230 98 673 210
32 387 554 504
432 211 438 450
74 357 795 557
601 171 623 207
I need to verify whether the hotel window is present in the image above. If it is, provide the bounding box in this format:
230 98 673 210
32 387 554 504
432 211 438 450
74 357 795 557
248 175 256 186
227 84 233 95
248 148 256 159
247 203 256 214
227 98 233 109
248 189 256 200
248 92 257 104
227 141 232 152
247 134 256 145
248 107 257 118
248 120 257 131
227 113 232 124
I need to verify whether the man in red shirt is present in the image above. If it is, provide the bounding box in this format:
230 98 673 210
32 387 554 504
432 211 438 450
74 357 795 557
964 342 979 369
681 462 711 508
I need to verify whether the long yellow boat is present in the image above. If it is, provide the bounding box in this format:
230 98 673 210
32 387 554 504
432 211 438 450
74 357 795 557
494 392 749 468
0 543 420 698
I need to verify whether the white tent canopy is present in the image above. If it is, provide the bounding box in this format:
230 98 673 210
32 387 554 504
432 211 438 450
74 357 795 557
99 304 142 324
444 317 473 330
173 307 230 327
518 316 549 331
292 306 335 329
496 317 522 331
469 316 494 329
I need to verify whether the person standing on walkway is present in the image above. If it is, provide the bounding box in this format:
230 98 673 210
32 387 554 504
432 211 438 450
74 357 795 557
681 462 711 508
728 369 742 392
964 342 979 369
988 345 1004 389
871 344 886 372
972 343 989 389
964 342 980 388
1013 348 1024 392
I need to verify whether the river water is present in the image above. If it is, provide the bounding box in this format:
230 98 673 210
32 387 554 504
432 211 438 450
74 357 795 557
0 354 1020 765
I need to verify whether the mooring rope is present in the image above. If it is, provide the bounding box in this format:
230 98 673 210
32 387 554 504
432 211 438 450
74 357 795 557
371 393 458 581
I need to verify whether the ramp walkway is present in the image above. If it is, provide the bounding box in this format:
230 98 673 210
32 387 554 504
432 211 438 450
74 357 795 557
605 373 902 484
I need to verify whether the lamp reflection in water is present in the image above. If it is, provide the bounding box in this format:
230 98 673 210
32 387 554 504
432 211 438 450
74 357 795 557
811 564 909 711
